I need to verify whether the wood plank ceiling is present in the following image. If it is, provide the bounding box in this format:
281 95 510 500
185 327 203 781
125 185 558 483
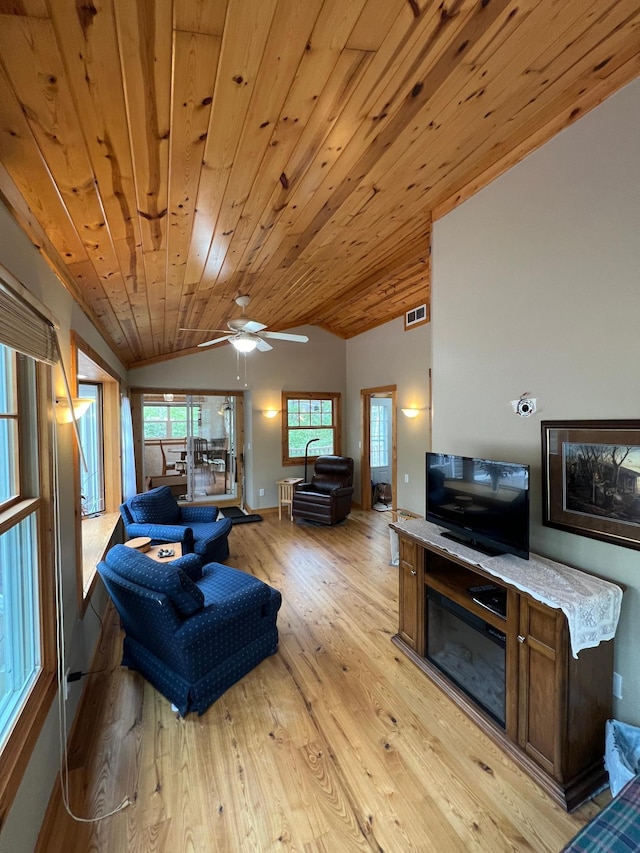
0 0 638 367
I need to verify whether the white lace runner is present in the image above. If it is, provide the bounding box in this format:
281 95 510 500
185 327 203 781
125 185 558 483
393 518 623 658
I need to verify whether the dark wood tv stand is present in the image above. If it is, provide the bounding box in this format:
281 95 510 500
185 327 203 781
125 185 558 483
391 520 617 811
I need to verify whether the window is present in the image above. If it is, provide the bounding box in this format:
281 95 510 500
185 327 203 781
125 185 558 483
0 347 42 744
0 344 18 504
78 382 105 516
143 402 201 439
0 513 39 747
282 392 341 465
0 342 55 813
370 402 390 468
73 336 122 603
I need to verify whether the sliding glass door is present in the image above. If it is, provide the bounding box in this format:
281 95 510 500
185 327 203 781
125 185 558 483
137 392 241 503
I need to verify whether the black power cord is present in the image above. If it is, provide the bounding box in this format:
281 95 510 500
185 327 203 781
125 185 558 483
66 594 109 685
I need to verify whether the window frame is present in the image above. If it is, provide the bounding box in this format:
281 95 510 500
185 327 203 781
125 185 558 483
142 401 202 440
370 400 390 469
281 391 342 466
0 353 56 820
78 381 105 517
72 334 122 608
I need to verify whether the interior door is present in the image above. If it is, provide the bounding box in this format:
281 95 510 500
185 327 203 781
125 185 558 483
361 386 396 510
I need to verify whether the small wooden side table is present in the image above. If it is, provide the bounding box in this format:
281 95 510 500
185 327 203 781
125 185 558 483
277 478 303 520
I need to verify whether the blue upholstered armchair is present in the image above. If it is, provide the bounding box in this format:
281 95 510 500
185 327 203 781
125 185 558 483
98 544 281 716
120 486 232 564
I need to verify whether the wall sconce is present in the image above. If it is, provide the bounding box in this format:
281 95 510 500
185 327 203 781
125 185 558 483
401 407 421 419
55 397 94 424
262 409 279 419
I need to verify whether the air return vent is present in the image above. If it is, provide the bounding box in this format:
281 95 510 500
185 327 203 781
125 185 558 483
404 304 429 330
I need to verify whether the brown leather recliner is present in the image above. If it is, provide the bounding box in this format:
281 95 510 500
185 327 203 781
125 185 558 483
292 456 355 525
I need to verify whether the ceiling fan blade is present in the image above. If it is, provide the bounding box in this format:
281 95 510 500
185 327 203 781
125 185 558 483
260 331 309 343
180 327 229 333
242 320 267 333
197 335 233 348
255 338 273 352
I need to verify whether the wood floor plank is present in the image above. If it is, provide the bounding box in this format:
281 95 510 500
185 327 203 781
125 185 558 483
37 510 606 852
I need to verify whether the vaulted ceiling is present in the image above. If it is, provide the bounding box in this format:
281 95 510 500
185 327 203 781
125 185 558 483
0 0 638 367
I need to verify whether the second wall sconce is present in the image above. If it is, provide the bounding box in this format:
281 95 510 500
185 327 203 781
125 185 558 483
55 397 94 425
401 407 421 419
262 409 280 419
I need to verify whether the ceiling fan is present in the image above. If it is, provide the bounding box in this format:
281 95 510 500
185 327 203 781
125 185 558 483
180 295 308 353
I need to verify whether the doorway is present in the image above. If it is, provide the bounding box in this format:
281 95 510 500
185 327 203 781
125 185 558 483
132 390 243 504
361 386 397 511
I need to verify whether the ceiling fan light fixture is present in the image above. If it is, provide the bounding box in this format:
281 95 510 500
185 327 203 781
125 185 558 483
231 333 258 353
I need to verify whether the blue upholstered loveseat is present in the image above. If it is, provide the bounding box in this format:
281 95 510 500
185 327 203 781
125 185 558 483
98 544 281 716
120 486 232 564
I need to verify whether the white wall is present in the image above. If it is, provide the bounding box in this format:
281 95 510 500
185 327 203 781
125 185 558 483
346 317 431 515
128 326 347 511
432 79 640 725
0 201 127 852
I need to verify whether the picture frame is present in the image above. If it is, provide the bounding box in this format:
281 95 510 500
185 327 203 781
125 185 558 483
541 420 640 550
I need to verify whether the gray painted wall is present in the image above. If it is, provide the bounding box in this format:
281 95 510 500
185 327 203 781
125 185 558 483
432 78 640 726
345 317 431 515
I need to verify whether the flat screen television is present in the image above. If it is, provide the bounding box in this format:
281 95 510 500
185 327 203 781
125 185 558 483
426 452 530 559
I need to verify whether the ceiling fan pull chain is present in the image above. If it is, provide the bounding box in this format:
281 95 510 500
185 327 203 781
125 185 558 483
236 347 240 381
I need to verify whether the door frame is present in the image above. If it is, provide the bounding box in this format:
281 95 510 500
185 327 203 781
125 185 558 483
361 385 397 510
131 388 244 505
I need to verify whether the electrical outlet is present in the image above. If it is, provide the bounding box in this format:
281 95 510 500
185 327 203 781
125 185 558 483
259 488 265 497
613 672 623 699
64 667 71 701
404 474 409 483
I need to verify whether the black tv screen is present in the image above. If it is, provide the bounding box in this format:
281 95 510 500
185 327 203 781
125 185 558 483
426 452 530 559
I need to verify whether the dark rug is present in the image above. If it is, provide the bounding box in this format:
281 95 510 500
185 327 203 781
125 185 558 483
219 506 263 524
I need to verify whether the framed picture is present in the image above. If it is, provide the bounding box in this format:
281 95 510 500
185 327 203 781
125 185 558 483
542 420 640 550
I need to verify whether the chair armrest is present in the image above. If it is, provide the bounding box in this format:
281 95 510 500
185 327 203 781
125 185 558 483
294 482 313 490
179 505 219 523
330 486 354 497
196 519 233 547
171 552 203 582
125 523 195 551
175 595 269 647
295 484 353 497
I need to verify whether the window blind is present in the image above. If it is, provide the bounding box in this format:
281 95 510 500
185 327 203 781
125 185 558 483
0 278 58 365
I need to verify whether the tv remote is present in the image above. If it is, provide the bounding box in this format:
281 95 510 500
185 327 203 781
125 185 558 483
468 584 498 593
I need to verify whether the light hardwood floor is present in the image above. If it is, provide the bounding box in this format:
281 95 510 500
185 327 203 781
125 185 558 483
37 510 606 852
